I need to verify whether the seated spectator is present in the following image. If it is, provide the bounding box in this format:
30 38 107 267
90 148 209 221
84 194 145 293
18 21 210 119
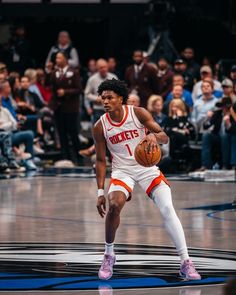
164 84 192 115
199 97 236 170
0 130 25 172
127 93 140 107
0 86 36 171
1 79 44 155
166 74 194 109
192 65 222 101
230 65 236 86
24 68 45 104
18 76 44 136
191 79 219 132
80 58 97 88
164 99 195 164
221 78 236 103
25 69 55 145
45 31 79 69
35 68 52 103
147 95 167 127
8 74 21 102
156 56 173 100
85 59 117 124
0 63 8 80
173 59 194 91
0 72 5 84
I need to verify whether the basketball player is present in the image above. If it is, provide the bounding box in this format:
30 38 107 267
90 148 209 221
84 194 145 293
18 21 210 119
93 79 201 281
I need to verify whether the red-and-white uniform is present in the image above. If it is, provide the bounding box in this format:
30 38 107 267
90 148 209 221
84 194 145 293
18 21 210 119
100 105 169 199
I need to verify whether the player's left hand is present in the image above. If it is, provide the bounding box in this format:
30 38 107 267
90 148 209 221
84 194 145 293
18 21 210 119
140 134 158 154
96 196 106 218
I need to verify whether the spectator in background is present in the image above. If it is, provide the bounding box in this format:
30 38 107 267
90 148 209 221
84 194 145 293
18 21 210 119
147 95 167 127
221 79 236 103
3 26 31 75
0 73 5 84
8 75 21 102
1 78 44 156
85 59 117 123
156 56 173 100
0 84 36 170
18 76 45 114
24 68 45 104
45 31 79 70
81 58 97 88
163 84 191 116
50 51 83 165
191 80 218 133
166 74 193 110
199 97 236 170
192 65 222 101
107 57 122 79
181 47 200 81
164 98 194 164
0 63 8 80
230 65 236 88
173 59 194 91
127 93 140 107
36 68 52 103
125 49 158 107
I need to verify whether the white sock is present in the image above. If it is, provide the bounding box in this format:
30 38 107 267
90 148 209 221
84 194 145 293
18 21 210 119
151 182 190 262
105 242 115 256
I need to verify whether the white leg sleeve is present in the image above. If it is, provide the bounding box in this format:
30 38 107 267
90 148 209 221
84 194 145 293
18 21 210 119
150 181 189 261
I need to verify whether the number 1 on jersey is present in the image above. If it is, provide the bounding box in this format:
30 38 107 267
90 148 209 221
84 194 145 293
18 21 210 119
125 144 132 156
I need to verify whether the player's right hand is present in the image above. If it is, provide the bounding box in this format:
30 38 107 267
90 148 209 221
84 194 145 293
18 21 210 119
96 196 106 218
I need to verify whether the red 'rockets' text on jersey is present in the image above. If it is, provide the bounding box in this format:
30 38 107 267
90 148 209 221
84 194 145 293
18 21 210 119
100 105 146 170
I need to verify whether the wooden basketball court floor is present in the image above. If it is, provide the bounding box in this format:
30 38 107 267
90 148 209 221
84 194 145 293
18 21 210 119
0 169 235 295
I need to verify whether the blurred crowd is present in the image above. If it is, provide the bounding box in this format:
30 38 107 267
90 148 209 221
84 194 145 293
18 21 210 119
0 27 236 173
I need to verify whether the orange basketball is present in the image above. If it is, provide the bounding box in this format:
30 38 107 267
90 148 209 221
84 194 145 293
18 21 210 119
134 139 162 167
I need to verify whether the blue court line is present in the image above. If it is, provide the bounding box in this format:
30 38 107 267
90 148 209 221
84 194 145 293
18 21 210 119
207 211 236 222
184 202 236 223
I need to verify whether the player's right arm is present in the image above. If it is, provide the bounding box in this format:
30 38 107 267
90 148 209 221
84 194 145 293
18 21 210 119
92 120 107 218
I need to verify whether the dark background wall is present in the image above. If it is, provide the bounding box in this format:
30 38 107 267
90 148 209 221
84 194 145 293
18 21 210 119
0 0 235 68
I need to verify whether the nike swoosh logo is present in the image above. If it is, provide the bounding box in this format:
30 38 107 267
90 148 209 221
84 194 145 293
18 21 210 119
107 127 113 131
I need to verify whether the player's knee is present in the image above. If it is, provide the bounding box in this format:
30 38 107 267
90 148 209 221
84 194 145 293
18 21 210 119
160 204 176 220
108 201 122 216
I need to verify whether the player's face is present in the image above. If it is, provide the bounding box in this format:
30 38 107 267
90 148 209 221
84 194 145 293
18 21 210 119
101 90 123 112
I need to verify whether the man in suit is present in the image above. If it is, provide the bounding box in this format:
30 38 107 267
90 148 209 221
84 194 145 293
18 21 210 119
50 51 83 165
125 50 159 108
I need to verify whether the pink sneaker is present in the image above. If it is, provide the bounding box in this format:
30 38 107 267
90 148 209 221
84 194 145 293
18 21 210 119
98 254 116 280
180 259 201 280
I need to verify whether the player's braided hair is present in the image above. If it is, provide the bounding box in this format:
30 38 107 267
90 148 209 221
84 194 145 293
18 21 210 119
97 78 128 104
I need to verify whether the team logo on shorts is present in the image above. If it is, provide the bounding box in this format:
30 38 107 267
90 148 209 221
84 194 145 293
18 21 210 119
0 243 235 290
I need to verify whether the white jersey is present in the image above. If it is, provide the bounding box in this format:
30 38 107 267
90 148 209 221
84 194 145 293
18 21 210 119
100 105 146 170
